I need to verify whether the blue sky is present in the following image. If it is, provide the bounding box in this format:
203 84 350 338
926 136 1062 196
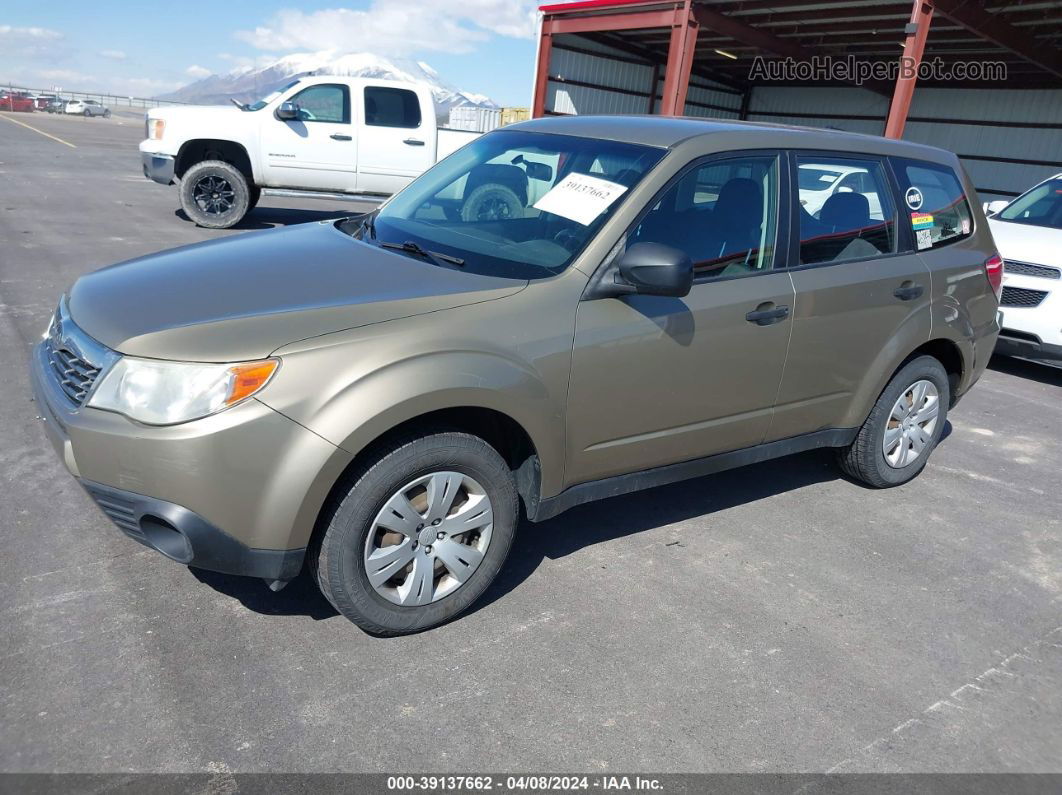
0 0 556 105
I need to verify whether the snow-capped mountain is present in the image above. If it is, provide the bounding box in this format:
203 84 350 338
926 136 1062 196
157 52 498 121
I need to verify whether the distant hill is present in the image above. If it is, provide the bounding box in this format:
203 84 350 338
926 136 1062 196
157 52 498 121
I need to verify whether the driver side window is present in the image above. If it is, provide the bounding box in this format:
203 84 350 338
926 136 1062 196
288 84 349 124
627 155 780 279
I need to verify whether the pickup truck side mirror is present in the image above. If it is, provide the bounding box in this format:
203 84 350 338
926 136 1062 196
615 243 693 298
983 199 1009 217
276 101 298 121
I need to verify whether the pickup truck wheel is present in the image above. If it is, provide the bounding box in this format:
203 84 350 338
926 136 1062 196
836 355 949 488
461 183 523 223
312 431 518 635
247 186 261 212
179 160 251 229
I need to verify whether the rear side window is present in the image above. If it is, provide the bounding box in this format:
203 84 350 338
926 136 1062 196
894 159 974 250
795 155 897 265
364 87 421 129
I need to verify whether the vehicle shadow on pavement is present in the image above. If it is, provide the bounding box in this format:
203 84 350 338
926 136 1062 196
471 448 853 617
174 207 357 230
191 567 339 620
987 354 1062 387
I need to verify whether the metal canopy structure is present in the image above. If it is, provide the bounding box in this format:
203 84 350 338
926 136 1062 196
533 0 1062 138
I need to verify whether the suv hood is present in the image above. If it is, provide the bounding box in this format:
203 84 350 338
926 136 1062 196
68 221 526 362
987 217 1062 267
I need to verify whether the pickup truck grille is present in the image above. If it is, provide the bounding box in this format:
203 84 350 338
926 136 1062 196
46 341 101 404
1000 286 1049 308
1004 260 1061 280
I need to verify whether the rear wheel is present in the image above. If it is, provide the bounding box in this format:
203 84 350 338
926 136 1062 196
179 160 251 229
312 431 518 635
836 355 949 488
83 109 90 117
103 109 111 118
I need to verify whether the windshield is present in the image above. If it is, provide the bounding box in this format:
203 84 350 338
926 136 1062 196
997 177 1062 230
346 130 665 279
244 79 300 111
798 168 843 191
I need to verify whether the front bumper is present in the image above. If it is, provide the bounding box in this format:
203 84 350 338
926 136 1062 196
141 151 175 185
30 337 351 580
995 331 1062 362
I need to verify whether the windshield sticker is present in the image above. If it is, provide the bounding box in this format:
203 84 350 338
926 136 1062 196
910 212 934 230
905 187 924 210
915 228 933 250
533 172 628 226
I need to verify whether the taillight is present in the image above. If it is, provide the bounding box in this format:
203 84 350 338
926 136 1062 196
984 254 1003 301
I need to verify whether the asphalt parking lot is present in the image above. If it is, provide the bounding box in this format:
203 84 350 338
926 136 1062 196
1 109 1060 774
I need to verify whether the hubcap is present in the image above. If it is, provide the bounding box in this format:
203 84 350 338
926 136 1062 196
882 379 940 468
364 472 494 606
192 175 235 216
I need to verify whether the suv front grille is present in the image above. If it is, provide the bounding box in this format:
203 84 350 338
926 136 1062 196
1004 260 1061 280
45 340 101 404
1000 286 1049 308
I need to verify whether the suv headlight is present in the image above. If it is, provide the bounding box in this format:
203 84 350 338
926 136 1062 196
87 356 279 425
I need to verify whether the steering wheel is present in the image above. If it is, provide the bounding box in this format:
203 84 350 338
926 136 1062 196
553 228 582 253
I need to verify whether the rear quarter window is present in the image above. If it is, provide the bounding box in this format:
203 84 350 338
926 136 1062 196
893 158 974 251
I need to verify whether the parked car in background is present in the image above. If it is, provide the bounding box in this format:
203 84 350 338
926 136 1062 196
139 75 480 228
34 117 1000 634
65 99 111 118
34 94 60 110
986 173 1062 362
798 162 884 219
0 92 35 112
45 98 68 114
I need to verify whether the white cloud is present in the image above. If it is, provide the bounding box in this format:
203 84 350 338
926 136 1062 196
100 49 127 60
234 0 542 57
185 64 212 78
0 24 63 40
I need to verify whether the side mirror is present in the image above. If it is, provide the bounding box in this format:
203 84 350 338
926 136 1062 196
615 243 693 298
276 101 298 121
984 199 1008 217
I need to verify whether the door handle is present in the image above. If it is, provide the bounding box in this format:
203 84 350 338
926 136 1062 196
745 303 790 326
893 282 924 301
330 133 352 141
403 138 426 146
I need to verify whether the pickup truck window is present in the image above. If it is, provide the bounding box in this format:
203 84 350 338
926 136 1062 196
364 87 421 129
289 84 349 124
245 80 300 112
348 130 664 280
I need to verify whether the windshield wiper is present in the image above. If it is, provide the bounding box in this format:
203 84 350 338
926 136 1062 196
379 240 465 267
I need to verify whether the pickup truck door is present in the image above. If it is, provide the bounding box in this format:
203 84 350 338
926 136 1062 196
259 83 356 191
356 85 435 194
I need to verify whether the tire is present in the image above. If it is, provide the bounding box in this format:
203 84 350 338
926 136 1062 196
103 109 111 118
247 185 261 213
461 183 524 223
312 431 518 635
836 355 950 488
178 160 251 229
83 109 90 117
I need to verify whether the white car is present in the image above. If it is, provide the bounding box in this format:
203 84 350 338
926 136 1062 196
798 162 884 219
65 99 111 118
986 173 1062 362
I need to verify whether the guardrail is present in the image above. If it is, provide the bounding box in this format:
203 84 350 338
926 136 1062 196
2 83 189 110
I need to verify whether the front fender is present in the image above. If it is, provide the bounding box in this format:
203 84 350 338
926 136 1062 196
260 346 568 499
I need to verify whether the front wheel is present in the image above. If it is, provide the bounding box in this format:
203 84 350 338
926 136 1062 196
312 432 518 635
103 109 111 118
178 160 251 229
836 355 950 488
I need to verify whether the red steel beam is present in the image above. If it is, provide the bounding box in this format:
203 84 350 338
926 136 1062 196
660 1 699 115
546 7 685 35
532 17 555 118
884 0 934 139
931 0 1062 79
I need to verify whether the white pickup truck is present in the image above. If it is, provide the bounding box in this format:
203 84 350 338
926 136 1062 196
139 75 480 228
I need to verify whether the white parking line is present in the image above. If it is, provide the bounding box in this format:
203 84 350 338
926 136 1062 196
0 113 77 148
